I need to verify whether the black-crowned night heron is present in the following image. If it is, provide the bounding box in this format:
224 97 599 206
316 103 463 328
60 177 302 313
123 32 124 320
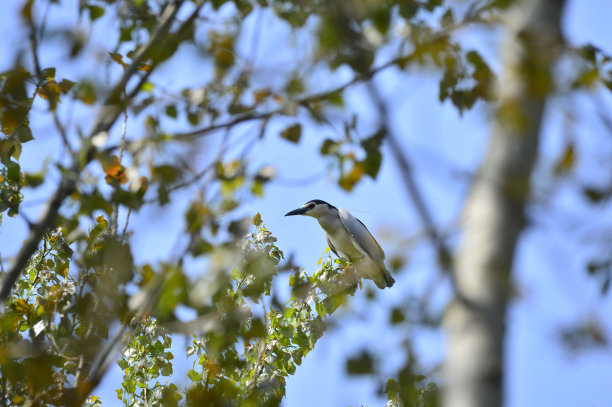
285 199 395 289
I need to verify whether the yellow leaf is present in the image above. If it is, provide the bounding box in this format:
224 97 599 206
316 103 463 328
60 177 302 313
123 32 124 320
96 215 108 228
108 52 126 68
38 79 61 102
102 155 128 185
253 89 271 103
15 299 30 314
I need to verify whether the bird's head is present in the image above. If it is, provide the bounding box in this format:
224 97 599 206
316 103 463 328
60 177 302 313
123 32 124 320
285 200 337 219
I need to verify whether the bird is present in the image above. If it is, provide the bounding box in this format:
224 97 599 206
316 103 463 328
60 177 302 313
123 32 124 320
285 199 394 289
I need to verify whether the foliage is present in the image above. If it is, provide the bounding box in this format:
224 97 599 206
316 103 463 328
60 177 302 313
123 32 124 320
0 0 611 405
0 219 127 405
116 217 435 406
0 212 434 406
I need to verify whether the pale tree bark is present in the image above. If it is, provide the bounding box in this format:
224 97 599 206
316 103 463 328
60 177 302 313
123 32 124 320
443 1 566 406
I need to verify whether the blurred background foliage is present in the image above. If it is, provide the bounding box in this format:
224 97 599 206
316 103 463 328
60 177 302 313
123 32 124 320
0 0 611 405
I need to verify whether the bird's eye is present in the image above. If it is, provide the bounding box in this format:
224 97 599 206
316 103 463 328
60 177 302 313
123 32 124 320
309 203 315 208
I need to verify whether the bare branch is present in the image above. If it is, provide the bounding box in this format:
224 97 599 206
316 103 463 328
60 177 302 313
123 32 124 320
172 111 275 140
366 82 452 269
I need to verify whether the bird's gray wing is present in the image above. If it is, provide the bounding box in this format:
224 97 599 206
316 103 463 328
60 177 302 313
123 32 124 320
338 208 394 288
325 235 339 258
337 208 385 262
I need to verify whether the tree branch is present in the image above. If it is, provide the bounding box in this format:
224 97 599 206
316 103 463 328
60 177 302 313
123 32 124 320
443 1 566 406
0 176 75 300
366 82 452 270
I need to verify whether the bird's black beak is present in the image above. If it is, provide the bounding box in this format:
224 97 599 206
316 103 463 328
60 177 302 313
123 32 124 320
285 207 308 216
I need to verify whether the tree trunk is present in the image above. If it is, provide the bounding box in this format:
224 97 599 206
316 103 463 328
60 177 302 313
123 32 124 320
443 1 566 406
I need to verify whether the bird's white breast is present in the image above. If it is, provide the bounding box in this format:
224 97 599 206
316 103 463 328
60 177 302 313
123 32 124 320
316 213 364 261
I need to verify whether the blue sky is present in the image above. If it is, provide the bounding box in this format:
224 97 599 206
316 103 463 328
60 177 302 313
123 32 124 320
1 0 612 406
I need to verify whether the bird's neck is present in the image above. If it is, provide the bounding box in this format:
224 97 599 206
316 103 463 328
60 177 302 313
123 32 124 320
316 212 342 234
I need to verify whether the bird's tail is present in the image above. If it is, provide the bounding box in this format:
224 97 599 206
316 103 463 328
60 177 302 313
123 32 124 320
374 269 395 289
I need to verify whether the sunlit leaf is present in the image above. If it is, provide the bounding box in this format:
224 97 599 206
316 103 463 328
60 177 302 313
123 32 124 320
101 155 128 185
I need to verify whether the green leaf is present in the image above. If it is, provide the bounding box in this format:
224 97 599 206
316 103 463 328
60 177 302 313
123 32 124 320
441 8 454 27
252 212 262 226
325 90 344 106
280 123 302 143
294 327 309 348
320 138 338 155
385 378 400 400
153 164 179 183
361 150 382 179
14 126 33 143
371 7 391 35
161 363 173 376
399 2 420 19
117 358 129 370
24 172 44 188
165 104 178 118
59 78 76 94
187 369 200 382
74 81 97 104
346 350 375 375
40 67 55 81
583 187 609 203
424 0 442 11
285 74 304 94
315 301 326 317
248 318 266 338
6 161 20 183
86 5 105 21
360 130 384 152
141 82 155 92
390 307 405 324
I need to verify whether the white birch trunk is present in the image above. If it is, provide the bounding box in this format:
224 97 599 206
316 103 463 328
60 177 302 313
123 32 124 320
443 1 566 406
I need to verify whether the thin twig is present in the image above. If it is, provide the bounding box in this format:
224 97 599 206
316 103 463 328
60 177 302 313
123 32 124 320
74 321 95 388
173 111 275 140
26 5 76 157
121 209 132 242
111 94 129 236
51 110 76 158
250 301 268 389
47 333 79 362
366 82 452 269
